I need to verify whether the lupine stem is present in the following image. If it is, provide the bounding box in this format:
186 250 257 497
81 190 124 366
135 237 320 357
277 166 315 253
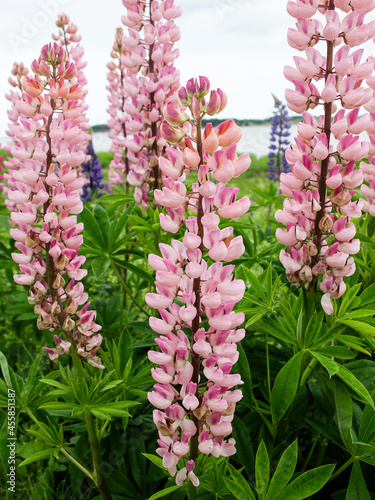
69 348 112 500
190 114 205 462
111 262 150 317
188 481 197 500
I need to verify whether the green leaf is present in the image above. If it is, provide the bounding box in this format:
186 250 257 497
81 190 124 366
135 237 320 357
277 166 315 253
92 258 111 280
279 302 296 336
310 351 339 378
276 464 335 500
339 319 375 337
39 402 77 411
245 309 267 327
271 351 304 422
255 441 269 500
0 351 12 389
223 478 255 500
143 453 168 475
147 485 181 500
345 461 370 500
258 318 296 345
18 449 53 467
79 207 105 250
336 365 374 408
341 308 375 320
93 204 110 249
303 311 323 348
112 257 154 284
242 267 267 302
358 392 375 442
267 441 298 500
331 379 353 452
232 416 254 474
360 283 375 307
227 463 255 498
236 343 252 409
314 347 356 359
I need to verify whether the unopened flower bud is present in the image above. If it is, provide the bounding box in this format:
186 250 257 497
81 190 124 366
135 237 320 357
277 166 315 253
53 273 65 289
319 214 334 232
306 241 318 256
63 317 75 331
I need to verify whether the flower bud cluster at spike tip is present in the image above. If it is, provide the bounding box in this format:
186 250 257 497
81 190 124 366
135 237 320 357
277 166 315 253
106 0 182 207
81 141 105 201
7 43 103 369
267 95 291 181
52 14 90 134
146 77 251 486
279 0 375 314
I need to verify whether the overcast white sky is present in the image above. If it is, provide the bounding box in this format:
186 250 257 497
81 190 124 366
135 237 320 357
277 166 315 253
0 0 331 133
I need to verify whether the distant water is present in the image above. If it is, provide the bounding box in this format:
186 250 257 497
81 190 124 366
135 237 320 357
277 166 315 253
91 125 300 157
0 124 300 158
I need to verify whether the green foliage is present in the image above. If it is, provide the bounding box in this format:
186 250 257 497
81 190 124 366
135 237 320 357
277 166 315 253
1 163 375 500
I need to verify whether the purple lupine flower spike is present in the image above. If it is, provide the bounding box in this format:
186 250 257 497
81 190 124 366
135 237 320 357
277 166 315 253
267 94 291 181
81 140 105 201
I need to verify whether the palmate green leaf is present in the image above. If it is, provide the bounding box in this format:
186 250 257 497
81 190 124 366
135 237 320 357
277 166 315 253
111 256 154 284
232 415 254 474
38 402 77 411
79 207 106 250
266 441 298 500
0 351 23 396
331 379 353 452
258 318 296 345
93 204 110 248
143 453 169 475
303 311 324 348
341 308 375 320
336 365 374 408
311 324 347 349
18 449 53 467
245 309 267 327
223 478 255 500
339 319 375 338
338 335 371 355
276 464 335 500
241 267 267 302
360 283 375 307
92 258 111 280
271 351 304 422
315 347 356 359
108 209 129 252
39 379 70 392
0 351 13 389
255 441 269 500
236 343 252 409
278 301 296 336
338 284 362 317
358 391 375 442
345 461 371 500
304 418 344 449
147 485 181 500
227 463 255 498
310 351 339 378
